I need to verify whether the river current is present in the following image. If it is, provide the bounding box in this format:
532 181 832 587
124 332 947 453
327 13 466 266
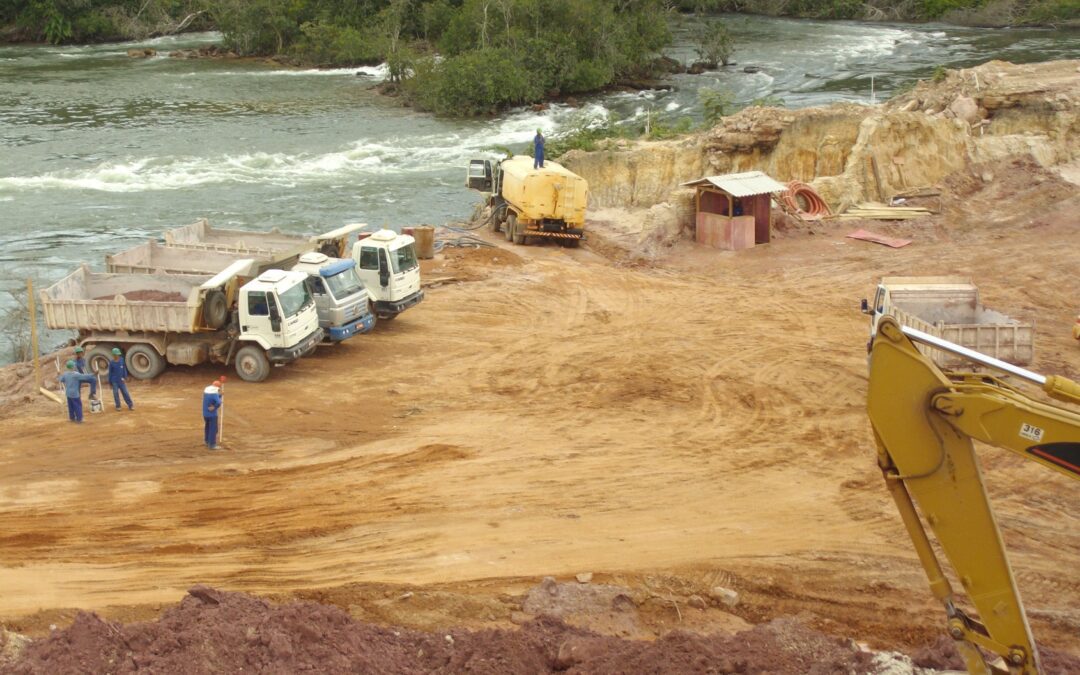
0 15 1077 356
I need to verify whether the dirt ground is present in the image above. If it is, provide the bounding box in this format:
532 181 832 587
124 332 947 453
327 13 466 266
0 158 1078 670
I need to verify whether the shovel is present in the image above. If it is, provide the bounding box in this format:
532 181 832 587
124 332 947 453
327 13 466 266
89 373 104 414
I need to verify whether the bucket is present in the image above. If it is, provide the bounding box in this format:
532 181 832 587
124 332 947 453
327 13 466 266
90 398 103 414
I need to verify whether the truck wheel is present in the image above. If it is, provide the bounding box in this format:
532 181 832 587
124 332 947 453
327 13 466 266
125 344 166 380
561 238 580 248
367 300 380 326
505 214 516 242
203 290 228 329
511 218 527 245
85 344 116 375
235 345 271 382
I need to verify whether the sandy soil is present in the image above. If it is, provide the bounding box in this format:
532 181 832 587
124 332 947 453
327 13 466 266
0 164 1077 667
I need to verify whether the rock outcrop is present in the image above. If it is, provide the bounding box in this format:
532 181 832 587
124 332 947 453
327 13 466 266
559 59 1080 254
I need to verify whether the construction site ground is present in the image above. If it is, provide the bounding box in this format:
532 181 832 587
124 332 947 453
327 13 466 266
1 159 1079 671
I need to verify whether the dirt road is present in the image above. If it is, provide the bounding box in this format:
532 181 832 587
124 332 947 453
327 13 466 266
1 194 1078 658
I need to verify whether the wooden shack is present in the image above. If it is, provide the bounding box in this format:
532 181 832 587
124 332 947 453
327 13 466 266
682 171 787 251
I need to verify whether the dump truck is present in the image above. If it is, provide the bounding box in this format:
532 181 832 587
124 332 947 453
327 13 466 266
41 261 323 382
861 276 1034 368
166 219 422 321
467 155 588 247
108 241 375 341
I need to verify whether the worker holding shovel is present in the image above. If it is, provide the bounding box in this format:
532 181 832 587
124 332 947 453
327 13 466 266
202 379 223 450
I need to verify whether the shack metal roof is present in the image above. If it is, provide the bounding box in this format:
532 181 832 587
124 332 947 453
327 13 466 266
681 171 787 197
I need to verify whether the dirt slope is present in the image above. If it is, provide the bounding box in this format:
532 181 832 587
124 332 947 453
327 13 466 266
1 159 1078 668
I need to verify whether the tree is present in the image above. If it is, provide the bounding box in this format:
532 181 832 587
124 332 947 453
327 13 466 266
692 17 732 67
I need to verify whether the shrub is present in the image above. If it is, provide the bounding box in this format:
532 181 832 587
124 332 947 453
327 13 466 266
405 48 542 116
291 21 382 66
700 85 736 125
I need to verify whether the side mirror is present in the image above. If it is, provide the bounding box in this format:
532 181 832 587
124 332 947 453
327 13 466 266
860 298 869 314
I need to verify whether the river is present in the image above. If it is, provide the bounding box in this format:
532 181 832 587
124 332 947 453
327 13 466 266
0 15 1077 357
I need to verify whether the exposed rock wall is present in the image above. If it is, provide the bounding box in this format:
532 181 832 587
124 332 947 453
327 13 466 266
560 59 1080 227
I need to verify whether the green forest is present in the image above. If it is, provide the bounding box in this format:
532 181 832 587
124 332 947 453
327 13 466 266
3 0 1076 116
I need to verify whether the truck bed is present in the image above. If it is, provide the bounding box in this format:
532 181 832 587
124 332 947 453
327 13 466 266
107 241 265 276
42 266 206 333
875 277 1034 367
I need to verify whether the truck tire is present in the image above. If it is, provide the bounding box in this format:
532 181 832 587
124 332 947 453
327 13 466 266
561 238 580 248
505 214 516 242
203 290 229 329
511 217 527 245
125 344 166 380
85 344 116 376
235 345 271 382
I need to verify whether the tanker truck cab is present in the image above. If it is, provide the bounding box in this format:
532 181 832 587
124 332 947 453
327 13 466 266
351 229 423 320
237 269 322 377
291 252 375 342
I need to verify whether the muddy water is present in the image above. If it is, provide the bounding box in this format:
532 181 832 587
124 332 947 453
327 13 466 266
0 18 1076 356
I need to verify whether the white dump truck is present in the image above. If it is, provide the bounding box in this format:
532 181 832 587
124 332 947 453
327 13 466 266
166 218 422 321
862 276 1034 368
350 229 423 320
107 241 375 342
41 261 323 382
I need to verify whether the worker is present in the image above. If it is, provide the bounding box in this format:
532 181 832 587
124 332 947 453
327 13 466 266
73 346 87 374
107 347 134 411
202 380 223 450
533 128 545 169
58 360 97 423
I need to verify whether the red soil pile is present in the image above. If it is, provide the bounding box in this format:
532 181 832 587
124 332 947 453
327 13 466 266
9 586 880 674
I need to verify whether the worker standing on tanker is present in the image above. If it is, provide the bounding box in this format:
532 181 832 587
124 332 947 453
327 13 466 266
533 128 545 169
202 380 223 450
58 360 97 423
73 346 87 374
108 347 134 411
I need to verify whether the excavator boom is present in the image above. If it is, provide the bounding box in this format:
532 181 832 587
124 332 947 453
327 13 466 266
867 317 1080 675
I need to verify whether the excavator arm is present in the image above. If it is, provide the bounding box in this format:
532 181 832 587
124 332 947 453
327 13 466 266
867 317 1080 675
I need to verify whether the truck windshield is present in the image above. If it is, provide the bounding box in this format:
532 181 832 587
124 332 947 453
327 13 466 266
324 267 364 300
391 243 418 274
278 280 313 318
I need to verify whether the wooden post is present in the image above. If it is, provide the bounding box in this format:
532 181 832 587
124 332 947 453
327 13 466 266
29 279 63 404
27 279 40 390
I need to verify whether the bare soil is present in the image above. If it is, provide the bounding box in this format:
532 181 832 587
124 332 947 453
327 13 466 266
0 160 1077 669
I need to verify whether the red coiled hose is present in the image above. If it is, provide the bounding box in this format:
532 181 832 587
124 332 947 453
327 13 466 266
781 181 831 220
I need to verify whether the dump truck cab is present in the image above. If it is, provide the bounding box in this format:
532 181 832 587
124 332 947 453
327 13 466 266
290 252 375 341
350 229 423 320
237 269 322 362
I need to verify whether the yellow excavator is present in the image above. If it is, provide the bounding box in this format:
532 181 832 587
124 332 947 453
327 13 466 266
867 316 1079 674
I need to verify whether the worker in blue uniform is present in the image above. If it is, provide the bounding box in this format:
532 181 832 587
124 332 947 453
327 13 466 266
202 380 223 450
108 347 134 411
73 346 87 374
58 360 97 422
533 128 545 169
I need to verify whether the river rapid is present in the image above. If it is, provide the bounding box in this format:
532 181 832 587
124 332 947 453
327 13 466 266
1 15 1077 356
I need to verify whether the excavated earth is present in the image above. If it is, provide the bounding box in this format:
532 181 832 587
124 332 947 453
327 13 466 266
1 60 1079 672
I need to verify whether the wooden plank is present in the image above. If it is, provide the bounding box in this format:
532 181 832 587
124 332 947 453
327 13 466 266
846 229 912 248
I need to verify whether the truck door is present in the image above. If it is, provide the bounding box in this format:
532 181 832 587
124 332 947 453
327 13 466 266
467 159 493 192
357 245 381 301
243 291 279 347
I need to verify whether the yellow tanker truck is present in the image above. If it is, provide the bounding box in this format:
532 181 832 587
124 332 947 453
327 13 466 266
467 155 588 247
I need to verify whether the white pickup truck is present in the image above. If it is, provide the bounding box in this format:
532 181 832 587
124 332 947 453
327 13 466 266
862 276 1034 368
41 261 323 382
107 241 375 342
